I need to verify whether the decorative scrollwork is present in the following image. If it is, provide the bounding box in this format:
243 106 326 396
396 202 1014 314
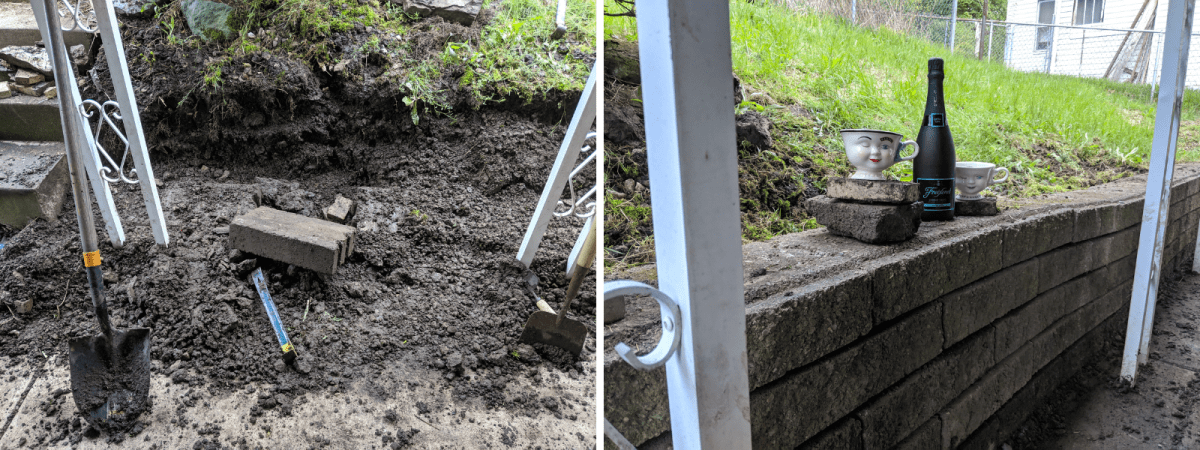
605 280 683 371
554 131 598 219
80 99 139 185
56 0 97 33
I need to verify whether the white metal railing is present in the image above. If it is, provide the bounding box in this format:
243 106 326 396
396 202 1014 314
1120 0 1194 385
517 65 597 277
32 0 169 247
604 0 753 448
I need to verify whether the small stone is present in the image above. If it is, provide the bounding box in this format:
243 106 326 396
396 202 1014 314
345 282 364 298
806 195 921 244
0 46 52 75
826 177 920 204
401 0 482 26
0 82 10 99
213 226 230 235
446 352 463 368
324 195 356 224
955 198 1000 216
604 296 626 324
112 0 159 17
14 298 32 314
295 356 312 374
735 110 772 149
235 258 257 277
14 69 42 85
219 170 230 181
70 45 88 67
13 81 50 96
43 86 56 99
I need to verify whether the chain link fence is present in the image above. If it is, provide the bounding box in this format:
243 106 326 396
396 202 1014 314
780 0 1200 91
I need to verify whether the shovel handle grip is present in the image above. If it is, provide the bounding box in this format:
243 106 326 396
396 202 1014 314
556 220 597 327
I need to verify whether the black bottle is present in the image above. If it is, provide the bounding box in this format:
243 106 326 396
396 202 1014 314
914 57 956 221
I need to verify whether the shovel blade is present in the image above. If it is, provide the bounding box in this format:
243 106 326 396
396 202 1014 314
519 311 588 357
68 328 152 429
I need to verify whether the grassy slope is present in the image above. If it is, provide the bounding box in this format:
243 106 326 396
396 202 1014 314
604 1 1200 266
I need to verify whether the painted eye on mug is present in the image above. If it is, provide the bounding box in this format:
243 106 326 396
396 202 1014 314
881 145 890 151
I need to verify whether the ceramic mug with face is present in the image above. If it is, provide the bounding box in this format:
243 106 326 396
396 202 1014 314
955 161 1009 200
840 129 919 180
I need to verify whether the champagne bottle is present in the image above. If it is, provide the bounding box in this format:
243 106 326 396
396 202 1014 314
914 57 956 221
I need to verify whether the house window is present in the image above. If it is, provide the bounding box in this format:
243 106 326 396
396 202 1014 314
1037 0 1054 50
1075 0 1104 24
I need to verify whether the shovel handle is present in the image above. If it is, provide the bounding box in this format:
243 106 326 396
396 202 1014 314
556 220 597 327
86 265 113 343
43 0 113 345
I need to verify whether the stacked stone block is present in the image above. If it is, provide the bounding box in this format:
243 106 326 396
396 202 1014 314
604 165 1200 450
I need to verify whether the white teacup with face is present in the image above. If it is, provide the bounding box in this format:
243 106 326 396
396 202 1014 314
955 162 1009 200
841 129 919 180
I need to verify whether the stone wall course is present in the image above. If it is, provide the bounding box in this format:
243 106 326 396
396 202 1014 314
856 327 994 450
750 304 942 448
746 270 874 389
941 260 1038 347
892 417 941 450
796 417 864 450
1036 241 1095 294
1001 209 1074 268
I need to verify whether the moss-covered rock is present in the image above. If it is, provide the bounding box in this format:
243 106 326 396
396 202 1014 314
182 0 236 42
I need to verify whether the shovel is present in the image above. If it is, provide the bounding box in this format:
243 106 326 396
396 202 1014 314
46 0 152 426
519 219 596 356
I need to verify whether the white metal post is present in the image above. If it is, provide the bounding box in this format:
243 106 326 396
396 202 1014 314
636 0 753 447
29 0 126 247
1121 0 1194 384
1192 217 1200 273
851 0 857 24
91 0 169 246
516 65 597 269
950 0 959 51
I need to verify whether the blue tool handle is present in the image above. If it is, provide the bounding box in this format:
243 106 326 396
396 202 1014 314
250 268 294 354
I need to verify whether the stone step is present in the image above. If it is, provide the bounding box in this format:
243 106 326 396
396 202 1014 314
0 93 61 141
0 140 68 228
0 2 94 50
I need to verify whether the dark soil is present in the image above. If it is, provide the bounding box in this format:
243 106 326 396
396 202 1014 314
1006 271 1200 449
0 8 596 442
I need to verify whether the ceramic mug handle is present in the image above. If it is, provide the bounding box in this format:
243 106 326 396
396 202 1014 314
992 167 1009 184
896 140 920 162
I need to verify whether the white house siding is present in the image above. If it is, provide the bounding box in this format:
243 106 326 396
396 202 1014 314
1003 0 1200 87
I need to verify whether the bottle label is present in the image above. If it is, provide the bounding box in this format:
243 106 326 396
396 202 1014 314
917 178 955 211
928 113 946 127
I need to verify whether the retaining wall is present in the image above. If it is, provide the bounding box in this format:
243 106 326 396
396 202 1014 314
604 164 1200 449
